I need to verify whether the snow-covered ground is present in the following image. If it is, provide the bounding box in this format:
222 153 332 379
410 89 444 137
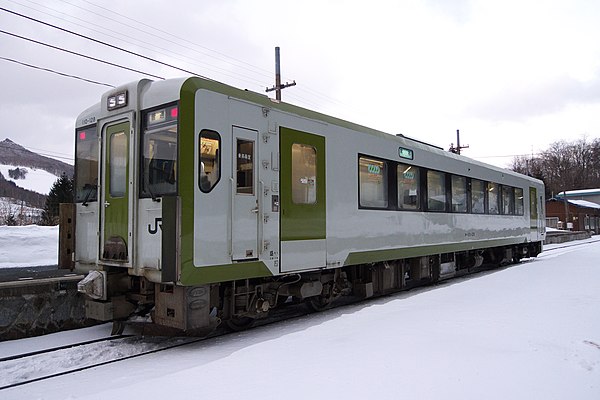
0 228 599 399
0 225 58 268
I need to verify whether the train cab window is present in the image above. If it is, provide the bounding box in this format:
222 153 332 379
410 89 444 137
515 188 524 215
451 175 468 213
199 130 221 193
359 157 388 208
75 125 99 203
397 163 419 210
141 104 178 198
471 179 485 214
487 182 500 214
502 186 515 215
426 170 446 211
292 144 317 204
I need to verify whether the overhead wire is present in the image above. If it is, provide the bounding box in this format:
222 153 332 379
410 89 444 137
0 30 165 80
0 56 114 88
10 0 272 88
5 1 353 110
0 6 206 78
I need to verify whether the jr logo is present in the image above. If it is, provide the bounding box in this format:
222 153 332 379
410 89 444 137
148 217 162 234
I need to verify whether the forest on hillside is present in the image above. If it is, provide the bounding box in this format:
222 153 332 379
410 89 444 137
511 137 600 198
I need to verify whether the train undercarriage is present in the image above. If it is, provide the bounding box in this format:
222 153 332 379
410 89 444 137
78 242 542 335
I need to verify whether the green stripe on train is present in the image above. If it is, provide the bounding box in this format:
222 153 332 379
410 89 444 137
343 238 527 266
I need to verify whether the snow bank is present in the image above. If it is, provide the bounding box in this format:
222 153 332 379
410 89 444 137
0 225 58 268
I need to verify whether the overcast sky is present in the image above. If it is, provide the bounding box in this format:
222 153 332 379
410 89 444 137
1 0 599 168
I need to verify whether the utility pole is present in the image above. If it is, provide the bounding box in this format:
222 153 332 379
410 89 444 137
449 129 469 155
266 46 296 101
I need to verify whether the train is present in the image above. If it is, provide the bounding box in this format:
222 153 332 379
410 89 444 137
75 76 545 333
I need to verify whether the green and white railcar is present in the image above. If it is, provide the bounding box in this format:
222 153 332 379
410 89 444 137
75 77 545 332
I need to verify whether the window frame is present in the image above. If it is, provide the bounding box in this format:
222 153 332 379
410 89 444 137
358 154 394 210
291 143 318 205
140 101 179 199
199 129 222 194
426 169 447 212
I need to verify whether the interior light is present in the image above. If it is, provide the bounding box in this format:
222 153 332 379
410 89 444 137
79 131 86 140
149 109 166 125
170 107 178 118
403 166 412 173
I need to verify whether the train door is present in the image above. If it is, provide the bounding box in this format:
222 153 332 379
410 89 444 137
279 127 326 272
529 186 544 236
100 121 131 262
232 126 259 260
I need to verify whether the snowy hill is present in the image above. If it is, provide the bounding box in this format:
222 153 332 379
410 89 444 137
0 138 73 223
0 164 58 196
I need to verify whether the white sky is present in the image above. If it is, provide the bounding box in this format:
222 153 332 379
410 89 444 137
1 0 599 167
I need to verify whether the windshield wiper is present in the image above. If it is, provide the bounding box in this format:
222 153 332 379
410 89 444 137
81 183 97 206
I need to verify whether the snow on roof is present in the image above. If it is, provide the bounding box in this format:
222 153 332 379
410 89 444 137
567 199 600 209
556 188 600 197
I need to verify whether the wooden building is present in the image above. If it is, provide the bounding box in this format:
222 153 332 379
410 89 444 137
546 198 600 234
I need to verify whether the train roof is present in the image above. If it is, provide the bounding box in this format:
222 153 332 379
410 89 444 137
76 76 543 186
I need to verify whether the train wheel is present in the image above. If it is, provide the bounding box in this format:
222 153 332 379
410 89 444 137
226 316 254 332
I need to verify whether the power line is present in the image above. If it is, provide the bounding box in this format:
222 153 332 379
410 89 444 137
73 0 275 79
0 29 165 80
0 56 114 88
0 6 207 79
12 0 271 87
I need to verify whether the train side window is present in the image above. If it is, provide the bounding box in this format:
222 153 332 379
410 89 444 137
291 144 317 204
359 156 388 208
199 130 221 193
471 179 485 214
451 175 467 213
515 188 524 215
397 163 419 210
487 182 500 214
502 186 515 215
426 170 446 211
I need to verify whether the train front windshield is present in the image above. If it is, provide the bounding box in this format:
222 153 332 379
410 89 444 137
141 103 179 199
75 125 99 203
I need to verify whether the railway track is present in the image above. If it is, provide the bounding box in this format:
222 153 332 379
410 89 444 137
0 335 202 390
3 238 597 391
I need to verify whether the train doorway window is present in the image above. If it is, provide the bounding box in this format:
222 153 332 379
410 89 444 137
471 179 485 214
109 131 127 197
291 144 317 204
199 130 221 193
75 125 99 203
236 139 254 195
